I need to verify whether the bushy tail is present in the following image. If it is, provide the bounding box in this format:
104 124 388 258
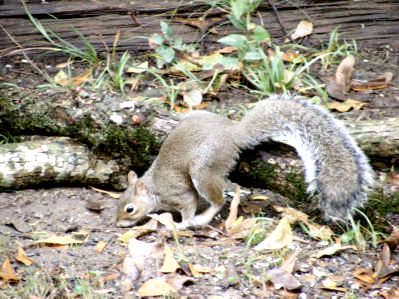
236 94 374 220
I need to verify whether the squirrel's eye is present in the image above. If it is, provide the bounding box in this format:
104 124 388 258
125 204 135 214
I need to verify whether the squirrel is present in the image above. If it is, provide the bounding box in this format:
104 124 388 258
116 94 374 229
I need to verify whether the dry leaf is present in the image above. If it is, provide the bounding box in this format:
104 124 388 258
291 20 313 40
148 212 176 230
126 61 149 73
353 268 375 285
315 241 356 258
16 246 33 266
119 218 158 243
274 206 309 223
96 241 107 253
227 217 259 239
173 17 210 31
266 268 302 290
160 245 180 273
351 72 393 91
327 99 368 112
189 264 212 278
0 257 21 283
305 222 333 241
255 216 293 250
321 277 347 292
56 60 73 69
72 71 91 86
35 231 89 246
225 185 241 233
89 186 121 198
280 251 298 274
138 277 177 297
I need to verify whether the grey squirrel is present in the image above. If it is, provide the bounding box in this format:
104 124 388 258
116 94 374 229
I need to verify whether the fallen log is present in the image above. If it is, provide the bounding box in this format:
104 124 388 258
1 86 398 191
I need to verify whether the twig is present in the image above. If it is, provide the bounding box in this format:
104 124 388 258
0 197 21 210
268 0 294 43
0 23 53 84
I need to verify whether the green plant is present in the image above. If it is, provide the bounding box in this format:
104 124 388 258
22 0 100 65
321 26 358 69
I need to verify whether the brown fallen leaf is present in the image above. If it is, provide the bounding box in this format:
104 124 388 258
353 268 376 285
16 246 33 266
0 257 22 283
137 277 177 297
327 99 368 112
160 244 180 273
189 264 212 278
351 72 393 91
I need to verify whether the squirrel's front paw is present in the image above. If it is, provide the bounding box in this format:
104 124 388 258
175 219 199 230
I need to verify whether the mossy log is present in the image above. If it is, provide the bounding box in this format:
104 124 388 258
1 86 398 191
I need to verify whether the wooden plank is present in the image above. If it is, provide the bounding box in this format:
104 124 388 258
1 0 398 57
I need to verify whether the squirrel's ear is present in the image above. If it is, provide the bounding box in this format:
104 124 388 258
135 179 149 195
127 171 138 185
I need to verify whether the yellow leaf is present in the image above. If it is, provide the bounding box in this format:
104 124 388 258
250 195 270 201
72 71 91 86
327 99 368 112
138 277 177 297
255 216 293 250
35 231 89 246
118 218 158 243
16 246 33 266
96 241 107 253
0 257 21 283
160 245 180 273
189 264 212 278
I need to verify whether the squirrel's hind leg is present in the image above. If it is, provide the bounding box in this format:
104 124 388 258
187 173 225 228
176 193 198 230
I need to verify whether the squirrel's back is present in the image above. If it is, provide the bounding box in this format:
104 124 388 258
237 94 374 220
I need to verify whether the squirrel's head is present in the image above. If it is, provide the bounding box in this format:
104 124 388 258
116 171 153 228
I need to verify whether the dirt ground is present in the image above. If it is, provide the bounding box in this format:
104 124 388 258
1 45 399 298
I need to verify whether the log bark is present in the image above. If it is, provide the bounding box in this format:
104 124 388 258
1 0 398 58
1 86 398 191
